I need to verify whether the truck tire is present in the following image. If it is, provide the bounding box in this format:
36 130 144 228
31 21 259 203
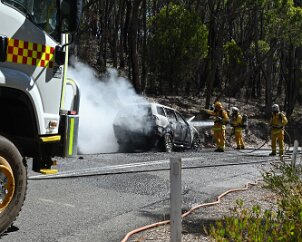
0 136 27 235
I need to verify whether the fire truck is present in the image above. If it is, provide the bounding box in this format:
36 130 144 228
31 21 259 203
0 0 82 234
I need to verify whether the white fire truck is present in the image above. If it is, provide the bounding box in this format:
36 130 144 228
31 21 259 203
0 0 82 234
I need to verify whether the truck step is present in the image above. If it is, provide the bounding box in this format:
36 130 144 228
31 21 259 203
39 169 58 175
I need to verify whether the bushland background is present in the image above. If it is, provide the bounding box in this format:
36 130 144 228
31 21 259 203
71 0 302 145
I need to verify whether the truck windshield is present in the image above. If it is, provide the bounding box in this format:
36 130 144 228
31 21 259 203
2 0 60 41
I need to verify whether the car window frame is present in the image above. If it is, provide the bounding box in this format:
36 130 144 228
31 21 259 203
175 111 188 125
156 106 166 117
164 108 177 122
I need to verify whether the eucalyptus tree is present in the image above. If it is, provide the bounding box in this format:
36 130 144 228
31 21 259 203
75 0 302 116
262 0 302 116
147 3 208 95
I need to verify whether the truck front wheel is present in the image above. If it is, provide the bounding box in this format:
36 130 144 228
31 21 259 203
0 136 27 235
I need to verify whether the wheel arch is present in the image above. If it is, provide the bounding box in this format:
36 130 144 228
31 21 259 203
0 86 39 156
0 67 47 135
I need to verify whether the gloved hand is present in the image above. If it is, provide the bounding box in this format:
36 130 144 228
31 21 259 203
215 117 222 123
198 109 211 119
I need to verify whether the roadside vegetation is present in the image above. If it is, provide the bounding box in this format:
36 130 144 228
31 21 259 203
209 160 302 241
77 0 302 117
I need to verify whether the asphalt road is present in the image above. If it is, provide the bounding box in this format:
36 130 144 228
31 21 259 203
1 148 276 242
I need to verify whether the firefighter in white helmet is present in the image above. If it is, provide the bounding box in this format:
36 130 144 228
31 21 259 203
230 107 245 149
205 101 229 152
269 104 288 156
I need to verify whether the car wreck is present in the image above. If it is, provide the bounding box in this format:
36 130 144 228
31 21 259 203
113 102 201 152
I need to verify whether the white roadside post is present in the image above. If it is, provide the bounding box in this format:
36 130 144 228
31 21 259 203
292 140 299 168
170 158 182 242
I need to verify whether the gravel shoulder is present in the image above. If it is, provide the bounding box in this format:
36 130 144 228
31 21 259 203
128 181 278 242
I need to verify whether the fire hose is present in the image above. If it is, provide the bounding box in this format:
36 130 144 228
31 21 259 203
121 146 302 242
228 125 293 155
121 127 298 241
121 178 262 242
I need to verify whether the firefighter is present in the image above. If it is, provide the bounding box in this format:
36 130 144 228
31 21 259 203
205 101 229 152
230 107 245 149
269 104 288 156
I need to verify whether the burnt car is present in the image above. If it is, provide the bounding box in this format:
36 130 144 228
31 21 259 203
113 102 201 152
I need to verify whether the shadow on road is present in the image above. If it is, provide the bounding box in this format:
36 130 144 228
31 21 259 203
2 225 19 237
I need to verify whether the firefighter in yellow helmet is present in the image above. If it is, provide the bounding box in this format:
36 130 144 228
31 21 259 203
269 104 288 156
205 101 229 152
230 107 245 149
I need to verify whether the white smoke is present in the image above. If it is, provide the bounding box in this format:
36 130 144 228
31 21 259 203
67 60 147 154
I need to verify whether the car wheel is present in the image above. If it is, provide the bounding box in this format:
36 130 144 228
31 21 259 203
191 135 201 151
163 133 173 152
118 143 134 153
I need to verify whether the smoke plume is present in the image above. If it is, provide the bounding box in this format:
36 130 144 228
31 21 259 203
67 60 147 154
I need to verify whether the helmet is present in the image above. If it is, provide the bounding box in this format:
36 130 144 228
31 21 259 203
214 101 222 109
231 107 239 115
272 104 280 113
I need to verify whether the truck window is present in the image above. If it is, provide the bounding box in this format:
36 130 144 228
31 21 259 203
2 0 60 41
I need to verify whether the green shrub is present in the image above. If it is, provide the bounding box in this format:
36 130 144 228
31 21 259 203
209 163 302 242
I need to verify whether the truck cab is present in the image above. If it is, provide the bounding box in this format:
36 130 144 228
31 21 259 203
0 0 82 170
0 0 82 235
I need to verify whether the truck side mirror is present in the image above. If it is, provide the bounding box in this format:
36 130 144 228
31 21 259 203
60 0 83 33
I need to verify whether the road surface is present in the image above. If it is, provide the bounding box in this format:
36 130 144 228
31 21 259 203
1 148 276 242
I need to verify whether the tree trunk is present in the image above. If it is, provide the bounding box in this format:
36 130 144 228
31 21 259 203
285 45 299 116
118 0 126 69
128 0 142 93
141 0 147 93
